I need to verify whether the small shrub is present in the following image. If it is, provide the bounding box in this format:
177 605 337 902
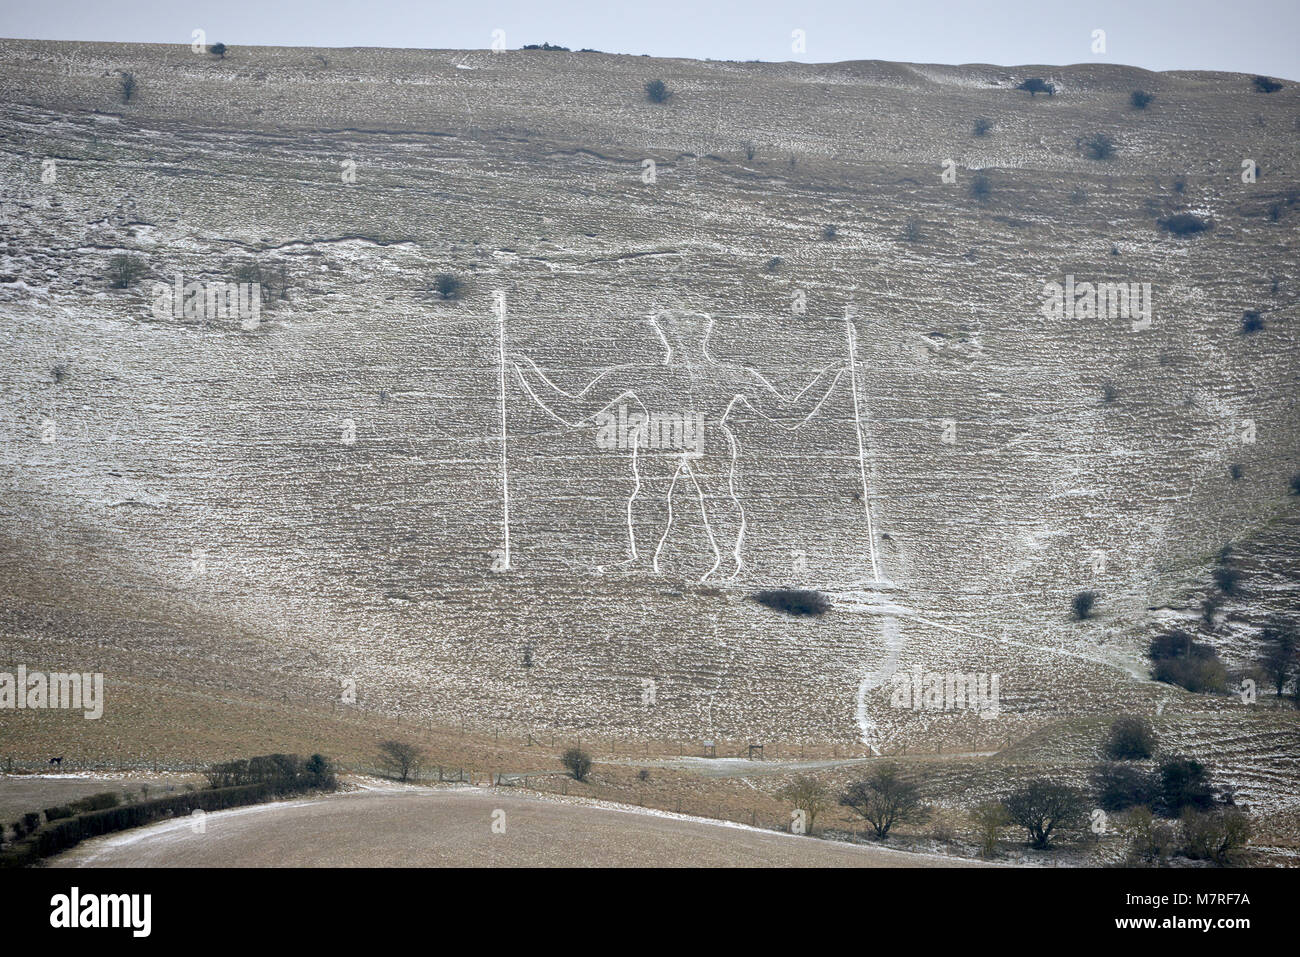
1172 177 1186 193
1069 187 1088 204
1124 806 1176 863
762 257 782 273
1104 715 1157 760
523 42 569 51
1158 213 1212 235
1229 463 1244 481
970 801 1011 857
1082 133 1116 160
1072 590 1096 620
781 775 831 834
902 219 923 243
1130 90 1154 110
107 254 146 289
433 273 465 300
1252 76 1282 93
973 117 993 137
42 805 73 823
1101 383 1117 403
1290 472 1300 495
1017 78 1055 97
743 141 758 162
1201 595 1221 628
1240 310 1265 334
821 224 838 241
644 79 671 104
753 589 830 617
209 42 227 58
119 72 136 104
969 173 991 200
561 747 592 781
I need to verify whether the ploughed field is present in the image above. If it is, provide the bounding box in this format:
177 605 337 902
47 784 983 867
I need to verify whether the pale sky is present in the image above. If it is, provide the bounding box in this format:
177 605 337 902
0 0 1296 79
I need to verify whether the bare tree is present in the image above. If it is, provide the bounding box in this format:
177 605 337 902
840 764 927 839
561 747 592 781
1002 779 1087 849
780 775 830 835
1257 623 1298 699
376 740 424 783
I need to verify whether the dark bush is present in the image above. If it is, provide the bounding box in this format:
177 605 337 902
1072 590 1096 620
1211 565 1241 596
821 224 839 241
1252 76 1282 93
644 79 671 103
1104 715 1157 760
305 753 336 789
1017 78 1055 97
1158 213 1212 235
562 747 592 781
969 173 991 200
763 257 782 273
1241 310 1265 334
973 117 993 137
523 42 569 51
1092 763 1159 811
106 254 146 288
1002 780 1087 849
42 806 73 823
1158 757 1216 815
1149 630 1227 693
1131 90 1154 110
209 42 227 58
753 588 830 617
1229 463 1244 481
433 273 465 300
119 71 136 104
1291 472 1300 495
902 219 923 243
1083 133 1116 160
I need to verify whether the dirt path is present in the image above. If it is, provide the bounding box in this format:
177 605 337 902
49 785 986 867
